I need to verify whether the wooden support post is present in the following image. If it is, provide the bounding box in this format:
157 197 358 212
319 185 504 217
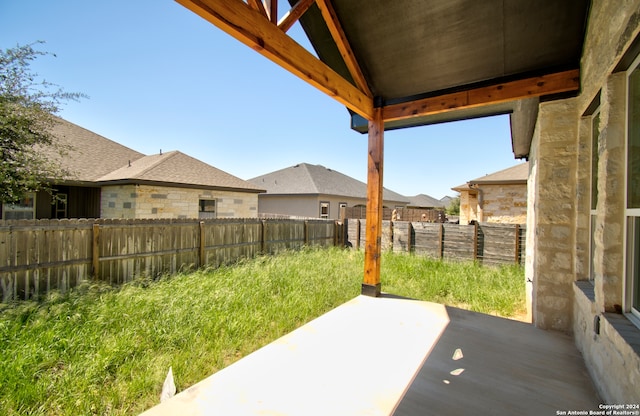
407 221 413 254
304 220 309 246
514 224 521 265
261 220 267 254
92 223 100 278
362 106 384 297
355 219 361 250
199 221 206 268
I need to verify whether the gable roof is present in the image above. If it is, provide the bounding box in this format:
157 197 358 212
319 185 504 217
98 151 264 192
440 196 454 206
249 163 408 203
407 194 446 208
452 161 529 191
43 117 145 183
470 161 529 184
40 117 262 193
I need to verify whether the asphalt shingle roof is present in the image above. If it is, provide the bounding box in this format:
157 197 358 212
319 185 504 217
43 117 145 182
39 117 262 192
408 194 445 208
452 162 529 190
249 163 408 203
98 151 263 192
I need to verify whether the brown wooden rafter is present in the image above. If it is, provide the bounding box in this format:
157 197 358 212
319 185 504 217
177 0 374 119
315 0 371 97
246 0 267 18
278 0 316 32
266 0 277 24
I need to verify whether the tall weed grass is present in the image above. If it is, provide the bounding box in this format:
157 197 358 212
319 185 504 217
0 247 523 415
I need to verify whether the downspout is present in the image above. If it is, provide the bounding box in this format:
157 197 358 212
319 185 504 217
471 184 484 223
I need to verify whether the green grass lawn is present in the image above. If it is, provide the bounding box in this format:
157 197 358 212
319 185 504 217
0 247 524 415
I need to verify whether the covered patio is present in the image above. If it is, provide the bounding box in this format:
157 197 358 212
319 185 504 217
142 295 600 415
138 0 609 413
170 0 587 297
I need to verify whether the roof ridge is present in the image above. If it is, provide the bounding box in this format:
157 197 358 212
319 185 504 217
132 151 178 177
302 163 322 193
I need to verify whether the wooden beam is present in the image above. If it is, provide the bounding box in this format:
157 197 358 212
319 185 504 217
246 0 267 18
266 0 277 24
315 0 372 98
384 69 580 123
177 0 374 120
278 0 316 33
362 106 384 297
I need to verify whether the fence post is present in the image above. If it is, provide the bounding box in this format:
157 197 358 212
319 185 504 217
514 224 521 265
261 220 267 254
199 221 205 268
407 221 413 254
92 223 100 277
304 220 309 246
473 221 479 261
355 219 361 250
438 223 444 259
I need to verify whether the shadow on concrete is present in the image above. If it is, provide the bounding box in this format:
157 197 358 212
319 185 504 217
392 305 601 415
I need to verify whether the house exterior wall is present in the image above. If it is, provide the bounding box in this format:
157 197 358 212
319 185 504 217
480 184 527 224
257 195 322 218
459 184 526 225
257 195 407 219
457 191 477 225
100 184 259 219
528 0 640 403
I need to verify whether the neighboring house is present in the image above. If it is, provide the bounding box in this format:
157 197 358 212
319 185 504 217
452 162 528 225
439 196 454 207
248 163 408 219
406 194 445 209
0 117 263 220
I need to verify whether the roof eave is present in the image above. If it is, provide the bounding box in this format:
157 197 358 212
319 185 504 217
97 179 265 193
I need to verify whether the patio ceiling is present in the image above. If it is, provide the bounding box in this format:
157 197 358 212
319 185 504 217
177 0 589 157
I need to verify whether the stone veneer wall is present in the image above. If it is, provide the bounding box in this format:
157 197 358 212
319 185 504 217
458 185 526 225
457 191 477 225
478 184 526 224
100 184 258 219
528 0 640 403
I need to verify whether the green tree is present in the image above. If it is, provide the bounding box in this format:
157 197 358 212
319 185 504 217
446 196 460 216
0 42 85 204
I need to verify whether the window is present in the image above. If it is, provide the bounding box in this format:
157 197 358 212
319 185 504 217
626 56 640 321
320 201 329 219
590 108 601 283
54 194 68 219
199 199 216 219
2 194 35 220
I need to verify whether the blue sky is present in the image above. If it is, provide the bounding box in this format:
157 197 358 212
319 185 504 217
1 0 522 199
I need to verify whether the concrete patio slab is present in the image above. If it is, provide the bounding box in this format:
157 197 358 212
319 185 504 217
140 295 600 415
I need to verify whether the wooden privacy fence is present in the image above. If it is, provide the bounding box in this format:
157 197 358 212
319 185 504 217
341 206 446 222
0 218 342 302
346 219 525 266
